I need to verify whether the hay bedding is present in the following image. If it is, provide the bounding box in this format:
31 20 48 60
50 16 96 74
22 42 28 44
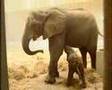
8 60 102 90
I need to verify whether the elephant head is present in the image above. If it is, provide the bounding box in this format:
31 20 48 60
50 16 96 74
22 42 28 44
22 8 66 55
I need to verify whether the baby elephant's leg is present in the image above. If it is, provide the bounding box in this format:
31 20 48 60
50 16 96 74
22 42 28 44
77 63 86 88
66 65 74 86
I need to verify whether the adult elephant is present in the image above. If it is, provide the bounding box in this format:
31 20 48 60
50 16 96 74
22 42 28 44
22 8 99 84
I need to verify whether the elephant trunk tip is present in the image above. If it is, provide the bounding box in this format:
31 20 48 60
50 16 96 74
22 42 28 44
23 47 44 55
37 50 44 53
22 34 44 55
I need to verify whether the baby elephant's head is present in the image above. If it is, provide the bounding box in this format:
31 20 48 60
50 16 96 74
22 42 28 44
67 53 81 65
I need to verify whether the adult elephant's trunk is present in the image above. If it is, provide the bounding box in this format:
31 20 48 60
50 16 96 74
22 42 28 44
22 33 43 55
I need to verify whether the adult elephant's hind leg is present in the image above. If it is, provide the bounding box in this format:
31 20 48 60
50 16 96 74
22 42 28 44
79 48 87 68
88 48 96 70
45 34 65 84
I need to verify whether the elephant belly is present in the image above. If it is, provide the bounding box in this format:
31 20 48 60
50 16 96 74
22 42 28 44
66 36 88 48
66 28 91 48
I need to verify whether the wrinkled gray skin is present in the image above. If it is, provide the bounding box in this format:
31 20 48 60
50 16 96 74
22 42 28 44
65 46 86 88
22 8 98 84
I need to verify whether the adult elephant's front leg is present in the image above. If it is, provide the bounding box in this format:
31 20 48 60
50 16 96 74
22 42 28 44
45 34 65 84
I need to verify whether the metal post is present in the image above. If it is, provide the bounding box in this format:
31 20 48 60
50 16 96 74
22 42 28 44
1 0 9 90
104 0 112 90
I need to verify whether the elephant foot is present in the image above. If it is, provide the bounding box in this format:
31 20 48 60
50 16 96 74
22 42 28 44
45 75 56 84
66 82 72 86
66 79 73 86
79 81 86 88
54 71 59 77
92 66 96 70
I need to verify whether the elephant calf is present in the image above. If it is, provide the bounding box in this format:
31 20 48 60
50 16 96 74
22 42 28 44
65 46 86 88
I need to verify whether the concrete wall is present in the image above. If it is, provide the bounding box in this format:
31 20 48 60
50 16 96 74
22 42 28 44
96 49 104 76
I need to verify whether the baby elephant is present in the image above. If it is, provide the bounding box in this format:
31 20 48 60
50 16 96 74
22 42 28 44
65 46 86 88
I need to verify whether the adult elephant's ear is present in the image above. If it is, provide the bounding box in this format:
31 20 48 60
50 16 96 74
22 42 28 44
43 9 66 39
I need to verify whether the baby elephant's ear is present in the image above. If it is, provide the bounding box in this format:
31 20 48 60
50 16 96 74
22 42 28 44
43 10 66 39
